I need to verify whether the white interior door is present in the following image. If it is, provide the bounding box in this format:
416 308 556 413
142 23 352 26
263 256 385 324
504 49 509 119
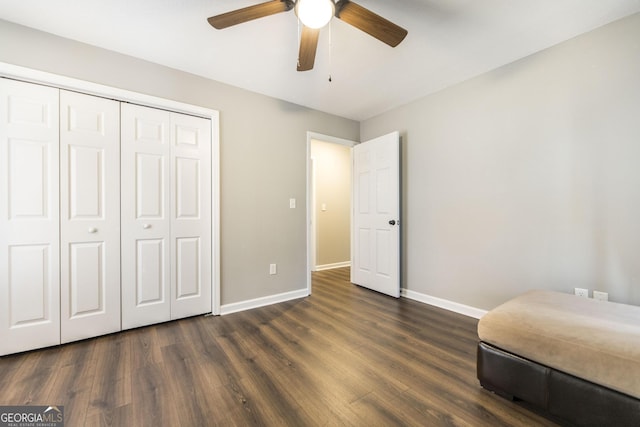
60 90 121 343
170 112 212 319
121 103 171 329
351 131 400 297
0 78 60 355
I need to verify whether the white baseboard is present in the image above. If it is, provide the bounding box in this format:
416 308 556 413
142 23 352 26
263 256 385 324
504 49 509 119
219 282 486 320
401 289 487 319
220 288 309 315
315 261 351 271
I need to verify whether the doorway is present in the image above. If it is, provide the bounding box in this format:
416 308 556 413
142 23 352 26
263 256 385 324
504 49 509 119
306 132 357 294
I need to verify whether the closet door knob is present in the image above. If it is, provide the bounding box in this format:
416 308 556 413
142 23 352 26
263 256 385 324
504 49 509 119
142 224 151 229
88 227 98 233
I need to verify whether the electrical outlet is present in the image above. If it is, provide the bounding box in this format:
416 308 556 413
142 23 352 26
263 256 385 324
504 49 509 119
574 288 589 298
269 263 277 275
593 291 609 301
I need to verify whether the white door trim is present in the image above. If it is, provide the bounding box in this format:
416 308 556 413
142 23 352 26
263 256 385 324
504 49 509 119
305 131 357 295
310 157 317 272
0 61 221 315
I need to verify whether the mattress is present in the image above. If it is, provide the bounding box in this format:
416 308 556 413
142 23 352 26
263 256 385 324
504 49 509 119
478 290 640 399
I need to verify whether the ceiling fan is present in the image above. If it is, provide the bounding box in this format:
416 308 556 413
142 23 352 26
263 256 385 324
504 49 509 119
207 0 408 71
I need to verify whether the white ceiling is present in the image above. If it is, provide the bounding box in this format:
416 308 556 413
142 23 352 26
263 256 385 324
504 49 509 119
1 0 639 120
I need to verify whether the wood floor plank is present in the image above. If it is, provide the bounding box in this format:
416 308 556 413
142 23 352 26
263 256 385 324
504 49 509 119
0 267 560 426
84 403 135 427
47 362 95 426
129 362 182 426
85 333 132 420
4 363 57 405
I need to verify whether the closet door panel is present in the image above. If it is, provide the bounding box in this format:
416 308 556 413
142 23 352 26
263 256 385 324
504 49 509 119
69 242 104 314
8 245 52 324
136 152 165 218
170 113 211 319
121 103 171 329
0 79 60 356
60 90 120 343
136 238 166 304
176 237 200 298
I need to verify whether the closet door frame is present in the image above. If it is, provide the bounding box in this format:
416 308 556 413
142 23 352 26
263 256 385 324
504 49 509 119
0 61 221 316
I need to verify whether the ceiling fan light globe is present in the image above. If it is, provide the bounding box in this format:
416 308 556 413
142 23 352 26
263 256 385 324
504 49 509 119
295 0 334 29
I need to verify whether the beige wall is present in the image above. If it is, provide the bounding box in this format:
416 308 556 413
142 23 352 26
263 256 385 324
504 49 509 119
311 140 351 267
0 19 359 306
361 13 640 309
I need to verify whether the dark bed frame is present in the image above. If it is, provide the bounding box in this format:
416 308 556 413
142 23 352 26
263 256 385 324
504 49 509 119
477 341 640 426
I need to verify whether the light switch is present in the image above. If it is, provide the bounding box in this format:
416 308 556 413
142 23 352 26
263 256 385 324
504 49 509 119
289 198 296 209
321 203 327 211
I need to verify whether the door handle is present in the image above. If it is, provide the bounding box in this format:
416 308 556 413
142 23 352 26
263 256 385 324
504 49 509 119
88 227 98 233
389 220 396 226
142 224 151 229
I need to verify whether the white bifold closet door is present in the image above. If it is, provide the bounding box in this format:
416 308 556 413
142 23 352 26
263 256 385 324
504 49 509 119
121 103 211 329
59 90 121 343
170 112 211 320
0 79 60 356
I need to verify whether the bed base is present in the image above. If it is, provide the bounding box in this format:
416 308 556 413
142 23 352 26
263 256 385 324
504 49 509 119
477 341 640 426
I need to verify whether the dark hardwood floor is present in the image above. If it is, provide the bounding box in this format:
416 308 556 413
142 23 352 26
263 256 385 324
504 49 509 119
0 268 559 426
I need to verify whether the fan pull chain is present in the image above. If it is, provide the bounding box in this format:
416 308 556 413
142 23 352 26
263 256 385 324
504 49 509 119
297 18 301 68
328 20 332 82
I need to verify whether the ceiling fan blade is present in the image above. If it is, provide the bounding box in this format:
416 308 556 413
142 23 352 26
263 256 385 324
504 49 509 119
297 26 320 71
335 0 408 47
207 0 294 30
